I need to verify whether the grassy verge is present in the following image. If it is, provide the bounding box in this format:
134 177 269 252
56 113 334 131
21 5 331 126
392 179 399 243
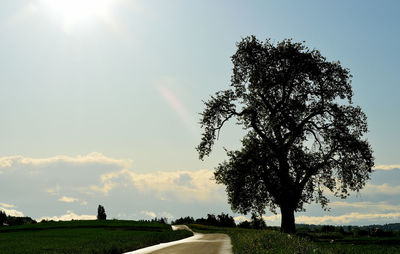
0 220 193 254
189 224 400 254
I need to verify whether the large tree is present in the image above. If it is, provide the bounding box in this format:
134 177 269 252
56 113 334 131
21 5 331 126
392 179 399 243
197 36 374 233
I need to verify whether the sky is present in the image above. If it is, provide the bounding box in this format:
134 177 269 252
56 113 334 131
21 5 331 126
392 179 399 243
0 0 399 226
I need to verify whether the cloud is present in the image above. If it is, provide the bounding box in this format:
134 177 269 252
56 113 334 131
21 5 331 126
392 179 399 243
0 153 134 219
296 212 400 225
0 152 132 169
330 201 400 211
262 214 281 223
39 210 96 221
46 185 61 195
58 196 79 203
0 152 226 220
234 215 249 223
3 152 398 226
141 211 156 218
140 211 174 220
0 207 24 217
0 202 16 208
258 212 400 226
374 164 400 171
91 168 224 202
0 202 24 217
362 183 400 195
0 157 13 168
90 182 117 195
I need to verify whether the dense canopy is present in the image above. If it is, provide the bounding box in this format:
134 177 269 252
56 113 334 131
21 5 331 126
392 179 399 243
197 36 374 233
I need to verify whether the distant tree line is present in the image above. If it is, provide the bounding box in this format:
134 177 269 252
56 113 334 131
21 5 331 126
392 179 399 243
171 212 267 229
296 223 399 238
236 213 267 230
0 210 37 226
138 217 169 224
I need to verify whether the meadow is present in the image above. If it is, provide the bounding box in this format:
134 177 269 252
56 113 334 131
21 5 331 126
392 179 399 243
0 220 193 254
189 224 400 254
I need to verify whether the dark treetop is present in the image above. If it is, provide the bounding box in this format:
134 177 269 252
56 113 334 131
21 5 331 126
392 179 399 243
197 36 374 233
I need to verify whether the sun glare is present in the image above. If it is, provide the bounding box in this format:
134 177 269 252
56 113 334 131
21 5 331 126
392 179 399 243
40 0 115 30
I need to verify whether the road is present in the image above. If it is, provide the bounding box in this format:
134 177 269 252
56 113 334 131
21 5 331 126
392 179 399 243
126 225 233 254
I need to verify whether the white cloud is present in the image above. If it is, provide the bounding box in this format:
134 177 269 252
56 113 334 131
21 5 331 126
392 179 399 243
296 212 400 225
0 152 132 169
0 202 16 208
4 152 398 226
58 196 78 203
90 182 117 195
262 214 281 223
39 210 96 221
0 207 24 217
0 203 24 217
141 211 156 218
46 185 61 195
234 215 249 223
362 183 400 195
374 164 400 170
0 157 14 168
90 168 225 202
330 201 400 211
257 211 400 226
140 211 173 220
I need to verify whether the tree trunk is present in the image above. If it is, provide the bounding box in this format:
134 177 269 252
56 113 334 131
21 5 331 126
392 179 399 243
280 205 295 233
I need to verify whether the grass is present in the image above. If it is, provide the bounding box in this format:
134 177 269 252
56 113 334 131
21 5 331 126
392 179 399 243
307 233 400 254
0 220 193 254
189 224 400 254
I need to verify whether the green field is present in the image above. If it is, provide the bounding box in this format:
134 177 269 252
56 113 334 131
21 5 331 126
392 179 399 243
189 224 400 254
0 220 193 254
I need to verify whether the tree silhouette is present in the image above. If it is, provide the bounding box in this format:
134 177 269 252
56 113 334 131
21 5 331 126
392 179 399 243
0 210 7 225
250 213 266 229
97 205 107 220
197 36 374 233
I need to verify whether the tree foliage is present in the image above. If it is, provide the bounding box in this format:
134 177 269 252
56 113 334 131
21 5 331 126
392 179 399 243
250 213 267 230
173 213 236 227
197 36 374 233
172 216 195 225
0 210 7 225
97 205 107 220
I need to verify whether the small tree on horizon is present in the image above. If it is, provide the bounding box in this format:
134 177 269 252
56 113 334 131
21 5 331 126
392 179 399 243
97 205 107 220
197 36 374 233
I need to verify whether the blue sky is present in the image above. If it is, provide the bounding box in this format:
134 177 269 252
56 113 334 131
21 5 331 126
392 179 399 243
0 0 399 226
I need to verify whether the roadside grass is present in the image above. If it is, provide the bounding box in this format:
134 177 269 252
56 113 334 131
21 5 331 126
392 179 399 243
306 232 400 254
189 224 400 254
0 220 193 254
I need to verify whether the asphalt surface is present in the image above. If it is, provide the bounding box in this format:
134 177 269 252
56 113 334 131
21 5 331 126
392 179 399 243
126 225 233 254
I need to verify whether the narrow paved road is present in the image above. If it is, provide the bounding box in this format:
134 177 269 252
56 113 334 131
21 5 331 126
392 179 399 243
126 225 233 254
